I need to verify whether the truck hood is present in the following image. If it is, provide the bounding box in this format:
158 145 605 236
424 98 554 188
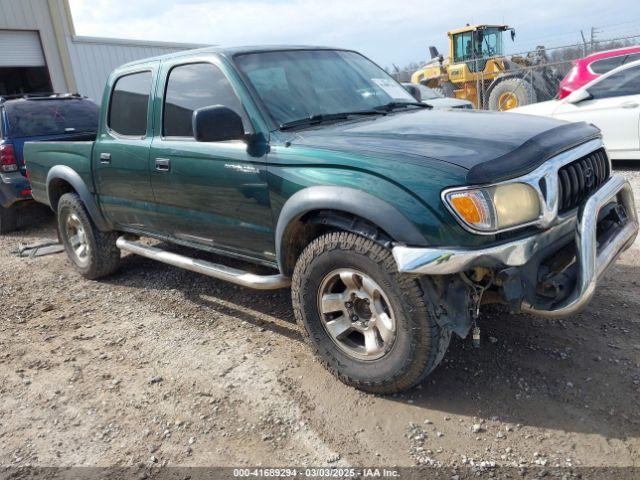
289 109 601 184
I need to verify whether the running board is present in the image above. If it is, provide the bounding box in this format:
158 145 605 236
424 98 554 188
116 236 290 290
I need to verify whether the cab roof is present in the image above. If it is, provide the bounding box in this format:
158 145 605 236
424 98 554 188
447 25 508 36
118 45 344 70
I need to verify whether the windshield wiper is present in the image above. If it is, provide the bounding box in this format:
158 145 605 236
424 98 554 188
375 101 432 112
279 110 385 130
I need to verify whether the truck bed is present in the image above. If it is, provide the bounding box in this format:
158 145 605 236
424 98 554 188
24 139 95 207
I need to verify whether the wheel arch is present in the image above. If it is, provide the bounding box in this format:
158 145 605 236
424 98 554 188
46 166 112 231
275 186 427 276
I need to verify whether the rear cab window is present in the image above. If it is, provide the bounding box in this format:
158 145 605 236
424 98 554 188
108 71 152 137
4 99 99 138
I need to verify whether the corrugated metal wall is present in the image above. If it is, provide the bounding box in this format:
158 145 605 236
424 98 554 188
1 0 202 101
0 0 69 92
67 38 193 101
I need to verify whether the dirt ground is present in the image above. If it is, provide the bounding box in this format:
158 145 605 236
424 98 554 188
1 164 639 477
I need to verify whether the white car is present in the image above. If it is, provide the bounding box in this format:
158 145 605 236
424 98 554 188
512 59 640 160
402 83 474 110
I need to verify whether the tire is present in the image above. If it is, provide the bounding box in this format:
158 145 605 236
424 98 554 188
292 232 451 394
488 77 536 111
57 193 120 280
0 205 18 234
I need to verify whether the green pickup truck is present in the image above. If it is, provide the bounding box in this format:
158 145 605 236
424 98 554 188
25 46 638 393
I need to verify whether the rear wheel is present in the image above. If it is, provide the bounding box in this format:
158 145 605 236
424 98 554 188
292 232 450 394
488 77 536 111
0 205 18 234
57 193 120 279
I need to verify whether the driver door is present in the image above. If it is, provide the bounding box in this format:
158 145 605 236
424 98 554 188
149 58 275 263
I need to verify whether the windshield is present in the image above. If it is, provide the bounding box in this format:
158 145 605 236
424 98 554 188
478 28 502 58
453 27 503 62
235 49 417 126
5 99 99 138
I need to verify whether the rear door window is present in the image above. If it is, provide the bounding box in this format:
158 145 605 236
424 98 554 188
623 52 640 65
108 71 152 137
5 99 99 138
588 65 640 99
590 55 626 75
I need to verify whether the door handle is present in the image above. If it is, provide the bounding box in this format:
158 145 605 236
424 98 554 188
620 102 639 109
99 152 111 164
155 158 171 172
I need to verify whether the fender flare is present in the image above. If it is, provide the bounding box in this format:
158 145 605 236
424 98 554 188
46 165 112 231
275 186 428 272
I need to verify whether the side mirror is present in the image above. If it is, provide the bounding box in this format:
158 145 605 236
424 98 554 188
565 89 592 104
192 105 245 142
510 29 516 41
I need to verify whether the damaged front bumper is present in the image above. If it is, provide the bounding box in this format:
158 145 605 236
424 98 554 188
393 175 638 318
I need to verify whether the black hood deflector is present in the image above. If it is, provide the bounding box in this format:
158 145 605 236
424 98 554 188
465 122 601 184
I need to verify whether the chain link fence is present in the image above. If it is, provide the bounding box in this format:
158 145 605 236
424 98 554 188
391 34 640 110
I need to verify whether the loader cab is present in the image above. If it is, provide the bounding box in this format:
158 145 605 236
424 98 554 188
450 25 510 72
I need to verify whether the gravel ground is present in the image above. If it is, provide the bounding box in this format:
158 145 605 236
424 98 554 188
0 163 639 476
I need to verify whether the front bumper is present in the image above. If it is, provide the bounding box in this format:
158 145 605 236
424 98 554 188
393 175 638 318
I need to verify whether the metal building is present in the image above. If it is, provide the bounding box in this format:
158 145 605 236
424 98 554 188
0 0 204 100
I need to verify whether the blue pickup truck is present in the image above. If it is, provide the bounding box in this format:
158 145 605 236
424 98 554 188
0 94 98 233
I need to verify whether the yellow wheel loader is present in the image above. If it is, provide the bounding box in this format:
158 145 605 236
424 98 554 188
411 25 560 110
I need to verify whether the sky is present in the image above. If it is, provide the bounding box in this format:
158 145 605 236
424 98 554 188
68 0 640 69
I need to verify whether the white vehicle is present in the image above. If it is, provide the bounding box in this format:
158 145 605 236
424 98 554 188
402 83 474 110
512 60 640 161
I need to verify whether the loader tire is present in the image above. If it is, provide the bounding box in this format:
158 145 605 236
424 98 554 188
488 77 536 111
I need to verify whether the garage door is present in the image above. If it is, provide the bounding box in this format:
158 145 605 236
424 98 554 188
0 30 45 67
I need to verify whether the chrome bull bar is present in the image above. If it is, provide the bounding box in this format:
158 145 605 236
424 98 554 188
522 175 637 317
393 175 638 318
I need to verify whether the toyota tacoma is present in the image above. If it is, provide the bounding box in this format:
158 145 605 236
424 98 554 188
24 46 638 393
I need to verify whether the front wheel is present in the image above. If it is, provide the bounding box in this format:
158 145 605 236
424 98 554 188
57 193 121 279
292 232 450 394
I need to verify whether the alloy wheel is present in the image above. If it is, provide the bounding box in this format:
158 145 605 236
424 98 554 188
317 269 396 361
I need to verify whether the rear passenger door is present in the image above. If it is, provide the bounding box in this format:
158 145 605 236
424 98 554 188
94 65 158 229
149 58 274 263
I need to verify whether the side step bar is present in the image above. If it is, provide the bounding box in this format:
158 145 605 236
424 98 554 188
116 236 291 290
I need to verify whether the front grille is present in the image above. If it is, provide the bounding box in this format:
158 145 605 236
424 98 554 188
557 148 610 213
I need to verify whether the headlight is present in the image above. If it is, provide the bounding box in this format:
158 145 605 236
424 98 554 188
444 183 541 233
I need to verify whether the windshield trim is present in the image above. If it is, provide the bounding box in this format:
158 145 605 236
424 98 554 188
230 48 414 132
